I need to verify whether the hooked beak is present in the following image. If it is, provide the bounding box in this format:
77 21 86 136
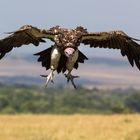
64 48 75 57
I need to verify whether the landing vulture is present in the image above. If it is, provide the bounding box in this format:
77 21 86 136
0 25 140 88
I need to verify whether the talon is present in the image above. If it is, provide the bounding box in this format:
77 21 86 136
40 75 48 78
51 79 54 83
65 73 79 89
41 71 54 87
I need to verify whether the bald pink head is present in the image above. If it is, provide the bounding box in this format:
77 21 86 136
64 47 75 57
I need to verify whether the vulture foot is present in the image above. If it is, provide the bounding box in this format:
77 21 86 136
65 73 79 89
41 70 54 87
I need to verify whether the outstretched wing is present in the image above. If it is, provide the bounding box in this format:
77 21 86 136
0 25 56 59
81 31 140 69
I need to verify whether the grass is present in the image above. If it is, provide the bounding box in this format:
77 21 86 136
0 114 140 140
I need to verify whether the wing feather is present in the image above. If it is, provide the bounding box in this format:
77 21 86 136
0 25 56 59
34 48 88 73
81 31 140 70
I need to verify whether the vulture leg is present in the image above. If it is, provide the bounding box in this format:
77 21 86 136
40 70 55 87
45 70 55 87
65 50 79 89
41 46 61 87
65 71 79 89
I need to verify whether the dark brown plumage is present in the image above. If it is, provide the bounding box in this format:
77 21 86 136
0 25 140 88
34 46 88 73
81 31 140 69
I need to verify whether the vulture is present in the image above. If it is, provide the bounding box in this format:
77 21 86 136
0 25 140 88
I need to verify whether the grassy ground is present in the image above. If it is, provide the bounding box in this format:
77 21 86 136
0 114 140 140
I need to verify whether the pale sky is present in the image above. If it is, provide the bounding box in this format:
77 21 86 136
0 0 140 58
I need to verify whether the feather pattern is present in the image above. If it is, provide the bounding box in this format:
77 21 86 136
34 47 88 73
0 25 56 59
81 31 140 69
0 25 140 85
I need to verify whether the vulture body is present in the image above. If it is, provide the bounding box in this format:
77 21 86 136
0 25 140 88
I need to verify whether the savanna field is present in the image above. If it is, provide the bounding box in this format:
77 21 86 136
0 86 140 140
0 114 140 140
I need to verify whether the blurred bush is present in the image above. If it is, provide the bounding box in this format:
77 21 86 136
0 85 139 114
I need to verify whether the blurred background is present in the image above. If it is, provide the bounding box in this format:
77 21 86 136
0 0 140 89
1 2 140 139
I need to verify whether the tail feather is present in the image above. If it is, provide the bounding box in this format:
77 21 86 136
74 50 88 69
34 47 52 70
57 55 67 73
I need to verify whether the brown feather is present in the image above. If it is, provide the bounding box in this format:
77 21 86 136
35 48 88 73
0 25 55 59
81 31 140 70
34 47 52 70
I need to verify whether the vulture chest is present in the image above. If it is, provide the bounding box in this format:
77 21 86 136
50 47 79 71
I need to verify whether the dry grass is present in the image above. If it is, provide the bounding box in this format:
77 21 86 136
0 114 140 140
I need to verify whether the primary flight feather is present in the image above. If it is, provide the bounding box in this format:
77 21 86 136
0 25 140 88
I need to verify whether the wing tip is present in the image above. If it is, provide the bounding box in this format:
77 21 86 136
131 37 140 41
